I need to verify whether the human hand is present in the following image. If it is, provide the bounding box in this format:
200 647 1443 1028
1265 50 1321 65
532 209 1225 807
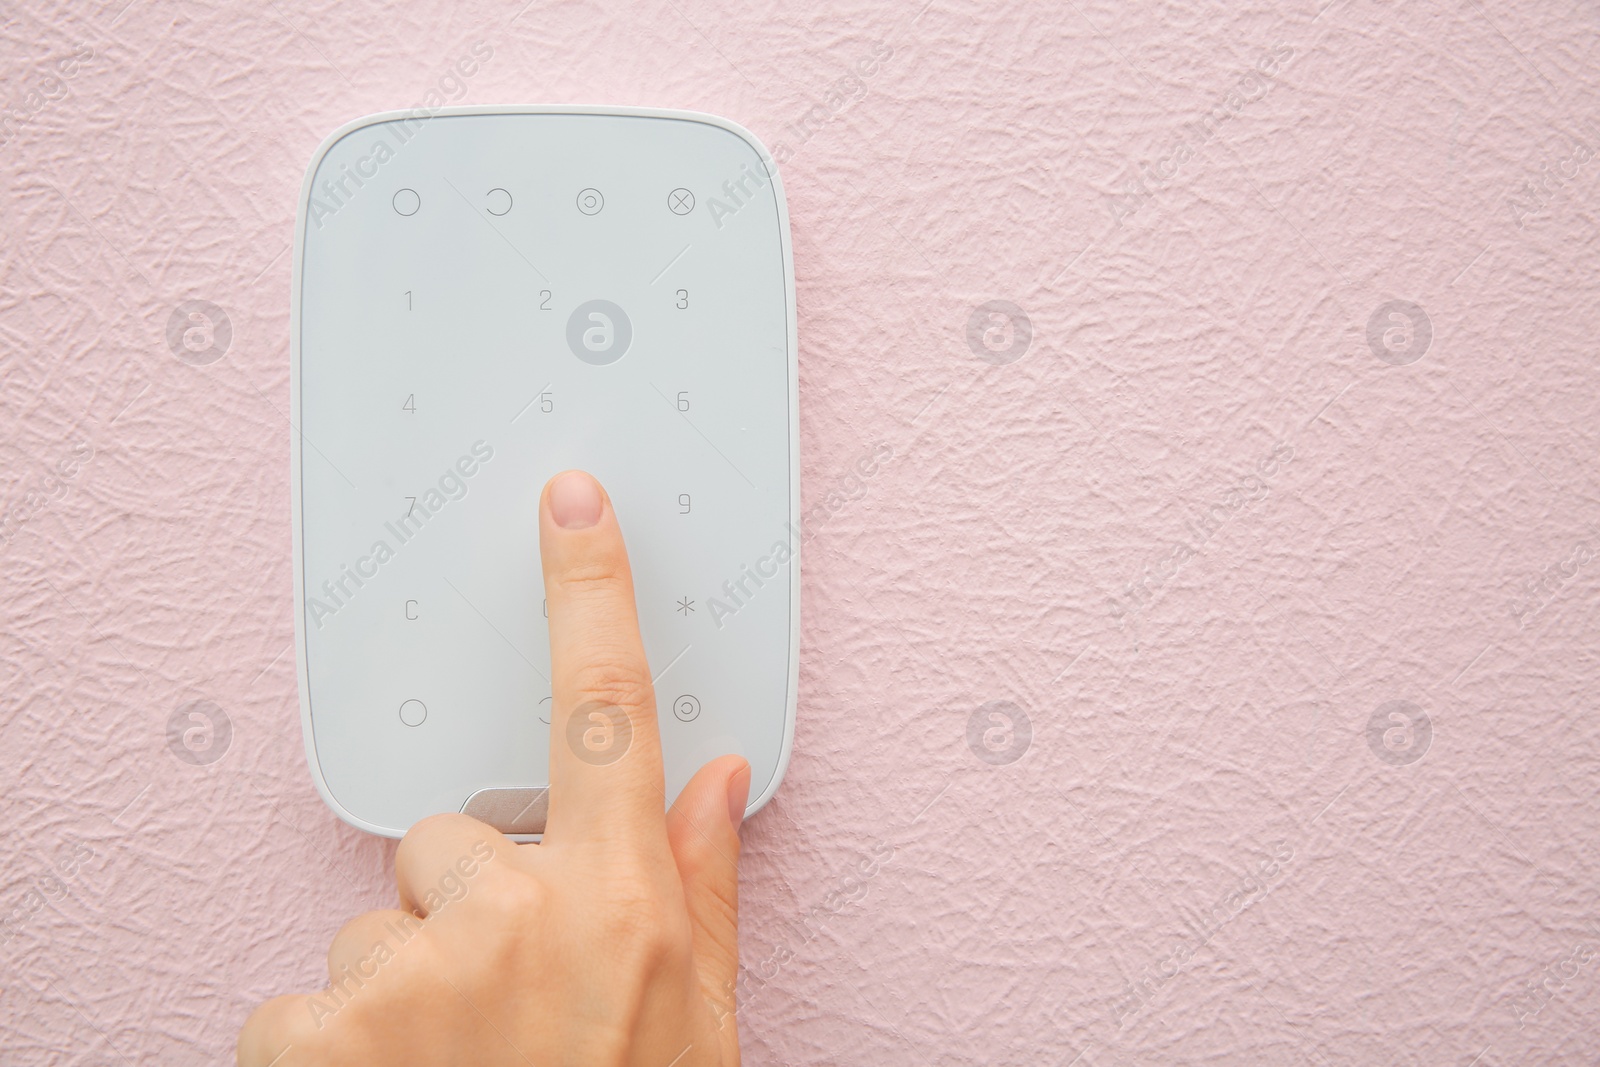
239 469 750 1066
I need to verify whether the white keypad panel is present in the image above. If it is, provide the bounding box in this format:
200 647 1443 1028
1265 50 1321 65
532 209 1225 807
294 108 796 837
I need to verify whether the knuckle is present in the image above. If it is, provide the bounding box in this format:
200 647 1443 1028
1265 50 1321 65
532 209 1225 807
330 913 366 946
553 556 631 600
397 813 468 865
411 811 479 838
480 867 548 920
329 911 382 955
240 994 320 1062
394 821 440 876
668 824 741 935
569 655 654 713
607 896 691 973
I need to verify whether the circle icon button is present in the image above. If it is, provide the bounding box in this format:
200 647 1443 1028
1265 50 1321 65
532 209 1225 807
668 188 695 214
399 699 428 727
486 187 512 216
576 188 604 215
393 188 420 216
673 694 701 722
566 299 633 365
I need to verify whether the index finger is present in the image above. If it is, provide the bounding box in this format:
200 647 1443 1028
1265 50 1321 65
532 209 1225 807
538 469 667 844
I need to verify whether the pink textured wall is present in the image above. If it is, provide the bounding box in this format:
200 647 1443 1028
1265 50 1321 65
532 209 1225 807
4 0 1600 1063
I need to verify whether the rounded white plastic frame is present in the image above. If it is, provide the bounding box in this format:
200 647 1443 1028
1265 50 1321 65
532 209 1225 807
289 105 799 839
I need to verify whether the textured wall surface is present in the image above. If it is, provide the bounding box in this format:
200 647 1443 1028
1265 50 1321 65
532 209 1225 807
3 1 1600 1063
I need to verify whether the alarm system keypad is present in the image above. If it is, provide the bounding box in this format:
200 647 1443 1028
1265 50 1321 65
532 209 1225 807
299 114 793 833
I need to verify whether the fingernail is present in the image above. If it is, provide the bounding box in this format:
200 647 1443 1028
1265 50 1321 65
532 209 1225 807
727 763 751 832
549 470 602 529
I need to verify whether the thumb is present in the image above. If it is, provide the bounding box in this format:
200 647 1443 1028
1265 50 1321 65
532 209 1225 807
666 754 749 1026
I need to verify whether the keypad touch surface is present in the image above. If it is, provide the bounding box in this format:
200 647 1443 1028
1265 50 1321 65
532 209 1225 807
291 107 798 838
